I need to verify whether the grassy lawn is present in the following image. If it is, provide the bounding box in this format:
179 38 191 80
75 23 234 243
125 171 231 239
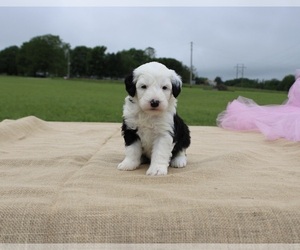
0 76 287 126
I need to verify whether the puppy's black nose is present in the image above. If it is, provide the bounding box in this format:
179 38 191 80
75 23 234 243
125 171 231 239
150 99 160 108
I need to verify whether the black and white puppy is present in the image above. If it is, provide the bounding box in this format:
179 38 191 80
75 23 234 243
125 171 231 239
118 62 190 176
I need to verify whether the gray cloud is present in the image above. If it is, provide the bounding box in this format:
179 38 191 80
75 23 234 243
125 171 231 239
0 6 299 80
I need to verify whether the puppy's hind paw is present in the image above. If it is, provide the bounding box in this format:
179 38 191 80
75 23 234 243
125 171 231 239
170 155 187 168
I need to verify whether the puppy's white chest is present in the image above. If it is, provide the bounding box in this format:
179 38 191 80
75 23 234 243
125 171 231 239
137 124 156 157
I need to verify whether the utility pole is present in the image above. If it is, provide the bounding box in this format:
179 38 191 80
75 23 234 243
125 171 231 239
235 64 246 79
67 49 71 79
190 41 193 86
65 48 71 79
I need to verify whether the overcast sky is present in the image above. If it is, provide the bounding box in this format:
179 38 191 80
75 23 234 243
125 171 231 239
0 1 299 81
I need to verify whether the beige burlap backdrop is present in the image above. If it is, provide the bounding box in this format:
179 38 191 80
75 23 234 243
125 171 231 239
0 116 299 243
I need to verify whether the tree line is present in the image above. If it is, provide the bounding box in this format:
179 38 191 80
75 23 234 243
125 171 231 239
193 75 295 92
0 34 295 91
222 76 295 92
0 34 190 82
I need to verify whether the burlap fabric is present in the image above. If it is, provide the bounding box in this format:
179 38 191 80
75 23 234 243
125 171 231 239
0 116 299 243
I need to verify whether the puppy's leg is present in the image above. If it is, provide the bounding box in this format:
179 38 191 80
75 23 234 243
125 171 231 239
170 150 187 168
118 140 142 171
146 134 173 176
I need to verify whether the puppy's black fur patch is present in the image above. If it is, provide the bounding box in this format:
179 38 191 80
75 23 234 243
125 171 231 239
124 73 136 97
171 114 191 159
121 121 139 146
171 80 182 98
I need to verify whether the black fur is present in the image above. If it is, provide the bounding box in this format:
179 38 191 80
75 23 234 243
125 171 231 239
172 83 181 98
171 114 191 159
124 73 136 97
171 74 182 97
121 121 139 146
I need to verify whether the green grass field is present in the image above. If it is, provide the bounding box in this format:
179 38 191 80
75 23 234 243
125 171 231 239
0 76 287 126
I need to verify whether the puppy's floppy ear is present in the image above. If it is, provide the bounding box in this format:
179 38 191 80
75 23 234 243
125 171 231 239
170 70 182 98
124 73 136 97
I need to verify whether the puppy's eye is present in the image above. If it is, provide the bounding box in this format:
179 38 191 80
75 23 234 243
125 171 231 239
162 86 168 90
141 85 147 89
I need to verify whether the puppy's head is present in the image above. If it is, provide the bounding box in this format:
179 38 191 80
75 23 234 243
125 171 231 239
124 62 182 113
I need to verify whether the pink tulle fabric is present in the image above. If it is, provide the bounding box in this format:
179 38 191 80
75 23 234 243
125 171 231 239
217 70 300 141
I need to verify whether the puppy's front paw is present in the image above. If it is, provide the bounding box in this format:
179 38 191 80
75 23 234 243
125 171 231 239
117 159 140 171
146 165 168 176
170 155 187 168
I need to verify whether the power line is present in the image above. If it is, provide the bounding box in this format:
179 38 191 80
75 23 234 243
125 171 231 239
235 63 246 79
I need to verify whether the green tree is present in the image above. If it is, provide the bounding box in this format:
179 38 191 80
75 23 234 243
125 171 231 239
105 52 123 78
278 75 295 91
118 48 151 76
18 34 69 77
70 46 92 77
194 77 208 85
88 46 107 78
214 76 228 91
264 78 281 90
214 76 223 85
0 46 19 75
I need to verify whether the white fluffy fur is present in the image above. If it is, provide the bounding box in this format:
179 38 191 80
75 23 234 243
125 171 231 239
118 62 187 176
